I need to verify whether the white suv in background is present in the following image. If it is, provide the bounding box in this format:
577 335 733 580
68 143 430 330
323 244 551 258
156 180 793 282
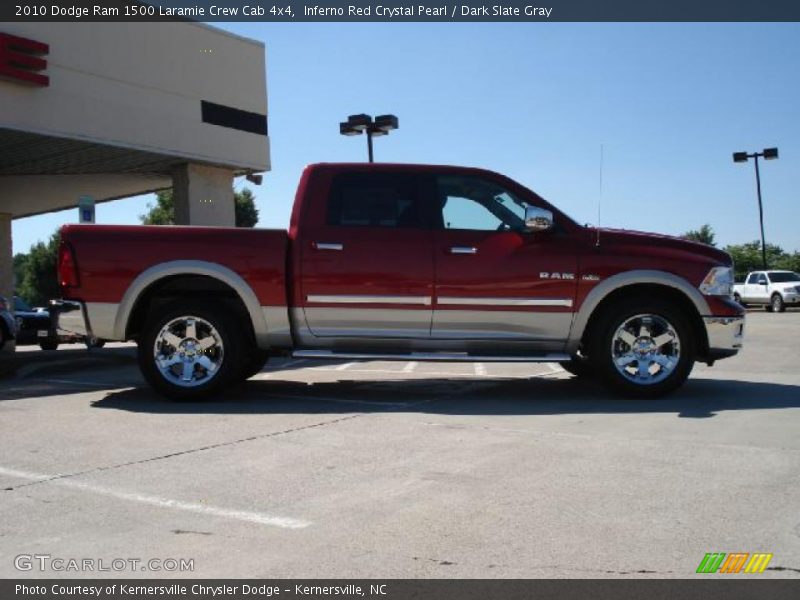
733 270 800 312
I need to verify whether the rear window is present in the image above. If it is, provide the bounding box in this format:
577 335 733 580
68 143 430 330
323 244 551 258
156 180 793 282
326 173 424 228
769 272 800 283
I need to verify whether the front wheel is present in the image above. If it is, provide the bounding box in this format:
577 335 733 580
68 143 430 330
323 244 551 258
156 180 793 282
138 301 245 401
771 294 785 313
589 297 695 398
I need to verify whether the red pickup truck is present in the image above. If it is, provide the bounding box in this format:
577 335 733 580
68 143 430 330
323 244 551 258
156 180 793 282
56 163 744 400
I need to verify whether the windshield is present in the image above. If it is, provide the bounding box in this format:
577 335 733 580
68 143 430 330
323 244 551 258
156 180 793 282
769 272 800 283
14 296 32 312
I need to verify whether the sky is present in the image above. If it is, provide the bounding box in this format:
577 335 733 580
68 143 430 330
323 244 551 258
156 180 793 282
12 22 800 254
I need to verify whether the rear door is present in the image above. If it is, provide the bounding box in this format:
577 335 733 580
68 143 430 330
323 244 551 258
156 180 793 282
429 173 577 342
298 171 435 338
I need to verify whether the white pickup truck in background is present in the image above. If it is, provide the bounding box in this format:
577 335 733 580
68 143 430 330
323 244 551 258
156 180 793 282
733 270 800 312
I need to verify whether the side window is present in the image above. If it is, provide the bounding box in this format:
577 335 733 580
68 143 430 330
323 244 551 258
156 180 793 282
327 173 423 228
437 175 528 232
758 274 768 284
746 273 758 284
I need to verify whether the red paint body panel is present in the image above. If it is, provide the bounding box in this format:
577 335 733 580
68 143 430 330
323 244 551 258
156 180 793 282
60 225 288 306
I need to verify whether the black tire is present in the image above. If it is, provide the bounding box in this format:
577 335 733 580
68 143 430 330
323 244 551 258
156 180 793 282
771 294 785 313
242 348 271 380
39 340 59 351
137 300 245 401
558 354 594 378
733 293 746 308
588 296 695 398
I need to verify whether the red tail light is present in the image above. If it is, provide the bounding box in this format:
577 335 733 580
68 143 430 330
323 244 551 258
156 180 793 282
58 242 79 290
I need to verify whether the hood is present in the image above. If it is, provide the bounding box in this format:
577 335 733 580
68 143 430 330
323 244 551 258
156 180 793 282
591 227 732 265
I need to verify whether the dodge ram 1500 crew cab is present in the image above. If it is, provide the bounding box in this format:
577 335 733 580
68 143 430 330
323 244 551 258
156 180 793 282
56 163 745 400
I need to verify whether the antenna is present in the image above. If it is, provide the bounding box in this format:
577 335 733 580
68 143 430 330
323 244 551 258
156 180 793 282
596 143 604 246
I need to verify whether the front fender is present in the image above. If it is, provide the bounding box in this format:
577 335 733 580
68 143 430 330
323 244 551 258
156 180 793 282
566 270 710 353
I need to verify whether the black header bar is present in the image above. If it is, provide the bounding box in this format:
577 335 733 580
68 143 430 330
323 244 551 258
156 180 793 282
3 579 800 600
3 1 800 22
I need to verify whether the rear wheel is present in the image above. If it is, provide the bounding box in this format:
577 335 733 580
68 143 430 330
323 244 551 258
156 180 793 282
558 353 593 378
771 293 785 313
243 348 271 380
589 297 695 398
138 301 245 401
733 292 746 307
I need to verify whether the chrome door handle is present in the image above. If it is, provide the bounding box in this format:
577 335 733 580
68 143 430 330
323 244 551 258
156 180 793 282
450 246 477 255
314 242 343 251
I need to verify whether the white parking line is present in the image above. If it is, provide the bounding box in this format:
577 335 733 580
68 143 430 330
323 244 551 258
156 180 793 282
402 361 418 373
0 465 310 529
546 362 565 374
473 363 488 377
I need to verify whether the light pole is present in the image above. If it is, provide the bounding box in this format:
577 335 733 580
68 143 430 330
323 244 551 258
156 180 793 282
733 147 778 270
339 114 399 162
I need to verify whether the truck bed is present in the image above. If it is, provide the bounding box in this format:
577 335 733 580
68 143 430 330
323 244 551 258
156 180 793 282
60 224 288 308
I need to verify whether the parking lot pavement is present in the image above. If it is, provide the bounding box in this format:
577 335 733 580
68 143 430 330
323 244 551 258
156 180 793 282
1 311 799 579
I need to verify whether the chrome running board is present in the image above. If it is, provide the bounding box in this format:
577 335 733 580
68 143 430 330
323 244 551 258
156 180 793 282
292 350 570 363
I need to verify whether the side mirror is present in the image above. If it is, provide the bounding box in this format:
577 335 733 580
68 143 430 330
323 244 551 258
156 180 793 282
524 206 554 232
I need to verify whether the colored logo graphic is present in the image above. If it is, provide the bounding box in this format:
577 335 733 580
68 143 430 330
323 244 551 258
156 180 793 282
696 552 773 574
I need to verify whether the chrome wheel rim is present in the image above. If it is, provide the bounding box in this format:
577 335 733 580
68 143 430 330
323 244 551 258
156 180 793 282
773 296 781 311
611 313 680 386
153 315 224 388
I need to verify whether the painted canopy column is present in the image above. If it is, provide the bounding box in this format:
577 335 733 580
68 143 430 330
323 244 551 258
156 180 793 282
172 164 235 226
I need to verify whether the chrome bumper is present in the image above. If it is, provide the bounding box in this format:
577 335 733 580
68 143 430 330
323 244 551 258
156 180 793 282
703 315 744 357
783 292 800 304
51 300 91 339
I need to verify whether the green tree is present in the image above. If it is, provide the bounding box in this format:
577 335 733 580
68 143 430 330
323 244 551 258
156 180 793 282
774 251 800 274
140 187 259 227
17 231 61 306
13 253 29 290
682 224 716 246
140 190 175 225
724 240 787 282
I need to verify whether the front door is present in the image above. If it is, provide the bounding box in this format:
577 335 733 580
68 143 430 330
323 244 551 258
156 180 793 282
744 272 766 302
299 171 435 338
430 173 577 342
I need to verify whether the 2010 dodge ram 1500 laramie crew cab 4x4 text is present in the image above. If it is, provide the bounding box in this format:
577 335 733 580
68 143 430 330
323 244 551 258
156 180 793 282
56 163 745 400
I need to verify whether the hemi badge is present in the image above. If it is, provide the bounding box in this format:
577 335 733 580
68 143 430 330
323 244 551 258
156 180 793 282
581 274 600 281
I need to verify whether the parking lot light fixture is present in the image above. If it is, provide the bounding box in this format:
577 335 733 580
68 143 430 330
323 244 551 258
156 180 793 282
732 147 779 270
340 113 399 162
